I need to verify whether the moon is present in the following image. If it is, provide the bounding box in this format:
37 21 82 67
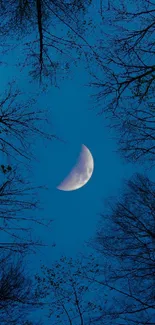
57 144 94 191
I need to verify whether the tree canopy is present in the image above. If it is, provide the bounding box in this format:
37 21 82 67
88 0 155 166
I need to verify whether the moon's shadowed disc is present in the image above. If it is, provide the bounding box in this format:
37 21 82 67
57 144 94 191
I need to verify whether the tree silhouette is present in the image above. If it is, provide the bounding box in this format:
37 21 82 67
34 255 103 324
0 251 42 325
88 0 155 167
0 164 52 253
89 173 155 324
0 0 92 85
0 81 57 163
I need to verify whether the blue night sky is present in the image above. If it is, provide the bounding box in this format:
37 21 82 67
0 8 143 264
0 54 142 267
1 2 154 324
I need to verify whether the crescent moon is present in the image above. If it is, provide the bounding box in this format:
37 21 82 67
57 144 94 191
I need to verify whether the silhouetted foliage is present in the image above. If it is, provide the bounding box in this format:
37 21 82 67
0 164 52 253
88 0 155 167
0 81 56 162
0 0 92 85
0 252 42 325
34 255 103 324
89 173 155 324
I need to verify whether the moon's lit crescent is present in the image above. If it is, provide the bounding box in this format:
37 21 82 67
57 144 94 191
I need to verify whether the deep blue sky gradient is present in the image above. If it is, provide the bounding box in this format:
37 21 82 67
0 22 143 264
1 3 154 323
